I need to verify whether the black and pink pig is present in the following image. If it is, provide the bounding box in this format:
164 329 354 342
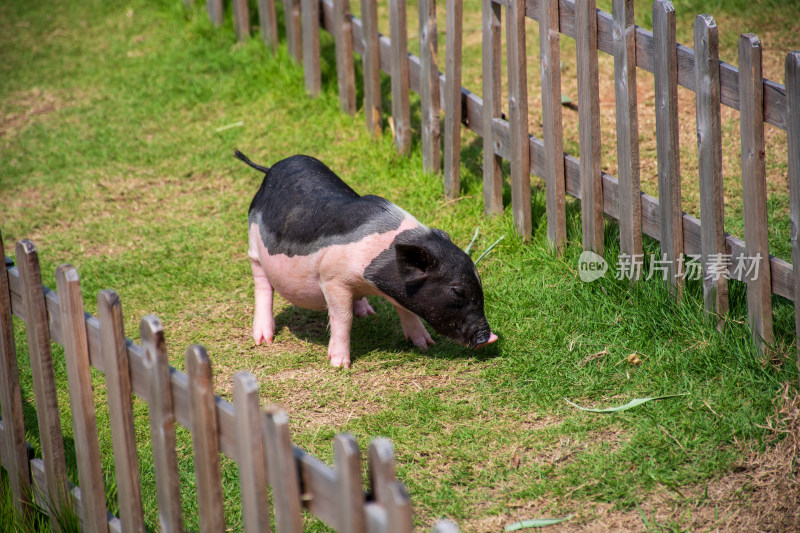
237 150 497 368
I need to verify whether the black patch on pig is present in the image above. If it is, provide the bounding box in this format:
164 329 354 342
364 228 492 348
243 154 408 257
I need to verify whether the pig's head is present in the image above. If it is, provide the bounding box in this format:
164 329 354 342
365 228 497 349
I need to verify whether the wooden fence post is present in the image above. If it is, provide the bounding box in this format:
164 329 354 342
233 372 270 533
207 0 223 27
419 0 441 174
613 0 642 269
97 290 145 533
539 0 566 252
140 315 184 533
443 0 464 198
333 434 366 532
694 14 728 326
389 0 411 154
16 240 70 519
0 233 31 520
55 265 108 533
262 406 303 533
653 0 683 295
361 0 382 137
577 0 603 254
284 0 303 62
739 33 773 352
186 345 225 533
233 0 250 41
368 438 412 532
481 0 502 215
506 0 531 240
333 0 357 114
302 0 322 96
258 0 279 52
787 51 800 371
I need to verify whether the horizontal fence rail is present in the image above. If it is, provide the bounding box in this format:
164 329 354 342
0 232 458 531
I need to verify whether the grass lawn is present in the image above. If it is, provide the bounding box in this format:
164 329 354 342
1 0 799 530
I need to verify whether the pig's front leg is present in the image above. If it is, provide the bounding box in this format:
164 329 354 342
250 254 276 345
393 305 435 350
321 282 354 368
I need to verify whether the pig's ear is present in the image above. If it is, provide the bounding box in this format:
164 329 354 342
395 243 436 284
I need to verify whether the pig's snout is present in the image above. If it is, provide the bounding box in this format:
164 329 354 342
474 332 498 349
470 329 498 349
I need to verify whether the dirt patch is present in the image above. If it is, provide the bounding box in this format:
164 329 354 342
0 88 67 138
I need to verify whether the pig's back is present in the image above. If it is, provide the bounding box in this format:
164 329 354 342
249 155 409 257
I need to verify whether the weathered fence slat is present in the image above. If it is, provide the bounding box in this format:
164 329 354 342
482 0 503 215
334 434 366 532
368 438 412 532
539 0 566 252
612 0 642 268
739 33 774 351
389 0 411 154
233 372 270 533
55 265 109 533
187 345 225 532
361 0 382 137
443 0 464 198
258 0 279 52
0 234 31 520
419 0 441 174
16 240 70 517
284 0 303 62
788 51 800 366
207 0 223 27
97 290 145 533
654 0 684 295
263 406 304 533
302 0 322 96
694 14 728 325
233 0 250 41
576 0 603 253
333 0 357 114
506 0 531 239
140 315 184 533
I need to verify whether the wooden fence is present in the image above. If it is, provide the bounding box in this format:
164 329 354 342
0 231 460 531
236 0 799 353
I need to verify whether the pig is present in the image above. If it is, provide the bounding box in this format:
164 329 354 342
237 150 498 368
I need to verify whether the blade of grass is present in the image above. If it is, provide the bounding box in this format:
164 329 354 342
464 227 480 255
475 236 505 265
505 514 574 531
564 394 688 413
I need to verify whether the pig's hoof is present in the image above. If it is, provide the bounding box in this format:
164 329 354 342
405 331 435 351
353 298 376 318
253 325 275 346
328 352 351 369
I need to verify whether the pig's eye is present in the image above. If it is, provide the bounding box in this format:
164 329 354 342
451 288 466 299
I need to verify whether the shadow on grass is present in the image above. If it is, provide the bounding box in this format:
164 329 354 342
273 299 502 366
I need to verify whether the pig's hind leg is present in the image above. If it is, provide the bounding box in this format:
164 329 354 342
353 297 376 318
393 305 435 350
250 253 276 345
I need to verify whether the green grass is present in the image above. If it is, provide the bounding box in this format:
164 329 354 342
1 0 798 531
